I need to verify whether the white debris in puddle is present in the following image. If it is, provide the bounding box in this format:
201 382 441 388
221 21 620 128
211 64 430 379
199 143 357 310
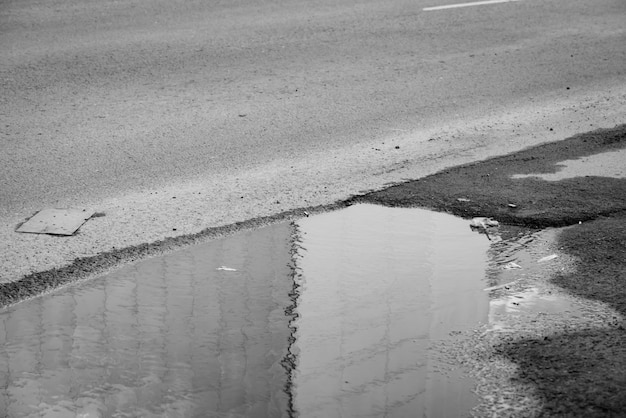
538 254 558 263
470 217 500 229
216 266 237 271
502 262 522 270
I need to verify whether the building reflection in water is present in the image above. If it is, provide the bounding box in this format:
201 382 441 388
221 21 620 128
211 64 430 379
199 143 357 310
0 204 493 417
0 224 294 417
291 204 490 418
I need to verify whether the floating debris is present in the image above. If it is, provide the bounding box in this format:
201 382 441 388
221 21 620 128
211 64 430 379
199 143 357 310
216 266 237 272
483 280 519 292
470 217 500 229
469 217 500 241
538 254 558 263
503 262 522 270
16 208 95 236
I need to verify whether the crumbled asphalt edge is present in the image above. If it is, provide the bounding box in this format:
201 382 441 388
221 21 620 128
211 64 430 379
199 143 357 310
0 201 349 308
352 124 626 229
281 221 304 418
493 328 626 416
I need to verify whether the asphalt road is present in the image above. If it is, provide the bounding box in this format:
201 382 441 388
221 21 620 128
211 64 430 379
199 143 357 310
1 0 625 281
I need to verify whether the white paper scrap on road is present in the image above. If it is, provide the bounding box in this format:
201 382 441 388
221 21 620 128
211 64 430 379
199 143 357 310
423 0 521 11
16 208 95 236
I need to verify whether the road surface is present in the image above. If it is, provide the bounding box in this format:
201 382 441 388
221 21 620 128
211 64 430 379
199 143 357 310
1 0 625 282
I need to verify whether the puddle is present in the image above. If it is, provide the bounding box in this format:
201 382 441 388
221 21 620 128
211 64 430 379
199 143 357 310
0 204 566 417
0 224 295 418
512 148 626 181
291 205 491 417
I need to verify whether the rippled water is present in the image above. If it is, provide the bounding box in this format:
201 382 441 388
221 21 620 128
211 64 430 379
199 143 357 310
0 224 294 418
291 204 490 417
1 204 529 417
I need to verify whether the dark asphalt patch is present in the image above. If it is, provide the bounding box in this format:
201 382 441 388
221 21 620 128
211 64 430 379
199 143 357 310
494 327 626 416
553 216 626 316
355 124 626 228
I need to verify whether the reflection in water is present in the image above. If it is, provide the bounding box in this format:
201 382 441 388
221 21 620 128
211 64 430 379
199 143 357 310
484 226 540 289
292 204 491 417
0 224 294 418
0 204 514 417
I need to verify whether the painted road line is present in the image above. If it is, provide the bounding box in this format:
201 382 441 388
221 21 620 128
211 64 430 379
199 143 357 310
423 0 521 11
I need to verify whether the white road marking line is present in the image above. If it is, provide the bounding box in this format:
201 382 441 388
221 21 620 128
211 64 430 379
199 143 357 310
423 0 521 11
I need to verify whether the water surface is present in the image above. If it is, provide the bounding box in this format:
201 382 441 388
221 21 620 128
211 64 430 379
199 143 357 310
292 204 491 417
0 224 294 417
0 204 518 417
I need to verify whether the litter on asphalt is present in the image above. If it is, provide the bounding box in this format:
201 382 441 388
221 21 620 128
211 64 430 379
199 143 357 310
16 208 95 236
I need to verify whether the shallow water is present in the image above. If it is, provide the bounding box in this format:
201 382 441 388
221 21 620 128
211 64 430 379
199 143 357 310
1 204 542 417
0 224 294 418
292 205 491 417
